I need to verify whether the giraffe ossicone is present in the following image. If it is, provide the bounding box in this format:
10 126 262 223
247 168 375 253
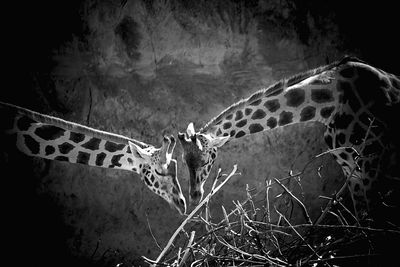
0 101 186 215
178 56 400 222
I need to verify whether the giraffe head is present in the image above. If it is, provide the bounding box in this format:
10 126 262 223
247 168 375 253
178 123 229 204
129 135 186 215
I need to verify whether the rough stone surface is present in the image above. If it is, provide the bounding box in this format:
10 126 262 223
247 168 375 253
2 0 398 266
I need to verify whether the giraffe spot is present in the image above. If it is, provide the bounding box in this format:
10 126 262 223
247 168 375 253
154 181 160 188
339 66 355 79
54 156 69 162
334 113 354 130
58 142 75 154
207 164 212 172
95 152 106 166
235 110 244 121
355 67 388 105
251 109 266 120
338 81 361 113
76 151 90 165
264 99 280 112
144 176 152 187
284 88 305 107
216 128 222 136
336 80 352 93
82 137 101 151
278 111 293 126
223 132 229 137
299 106 316 122
150 175 155 183
335 136 342 148
35 125 65 140
24 134 40 154
324 134 333 149
126 146 131 154
45 145 55 156
311 88 334 103
349 123 365 146
338 152 349 161
211 152 216 159
104 141 125 152
267 117 277 129
110 154 124 167
69 132 85 143
336 132 346 147
229 130 236 137
245 108 252 116
249 99 262 106
127 157 133 164
249 123 264 134
223 122 232 130
235 131 246 138
320 106 335 119
236 119 247 128
17 116 36 131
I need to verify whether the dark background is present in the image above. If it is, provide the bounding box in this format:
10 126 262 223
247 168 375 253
3 0 399 266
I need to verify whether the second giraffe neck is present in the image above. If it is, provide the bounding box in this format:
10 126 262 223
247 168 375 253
201 67 341 141
2 101 146 173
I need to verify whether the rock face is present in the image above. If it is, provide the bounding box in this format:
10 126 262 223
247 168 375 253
2 0 398 266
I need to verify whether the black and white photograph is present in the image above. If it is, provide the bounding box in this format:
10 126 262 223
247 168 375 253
2 0 399 266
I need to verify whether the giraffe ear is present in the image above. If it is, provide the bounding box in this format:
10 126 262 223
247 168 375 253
128 141 150 160
186 122 196 137
210 135 230 148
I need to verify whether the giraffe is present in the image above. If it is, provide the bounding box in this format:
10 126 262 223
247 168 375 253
178 56 400 222
0 101 186 215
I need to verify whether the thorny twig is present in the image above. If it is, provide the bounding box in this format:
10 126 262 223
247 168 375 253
274 178 313 225
147 116 399 266
147 165 240 266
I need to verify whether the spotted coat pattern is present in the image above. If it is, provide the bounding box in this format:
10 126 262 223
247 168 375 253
179 57 400 220
0 101 186 215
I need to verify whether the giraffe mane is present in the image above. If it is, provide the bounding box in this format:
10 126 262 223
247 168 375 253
0 101 150 148
200 56 365 133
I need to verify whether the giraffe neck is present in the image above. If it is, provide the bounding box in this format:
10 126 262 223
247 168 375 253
201 61 345 141
1 101 145 173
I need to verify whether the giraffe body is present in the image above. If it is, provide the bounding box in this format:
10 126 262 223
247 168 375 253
0 101 186 214
178 56 400 221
